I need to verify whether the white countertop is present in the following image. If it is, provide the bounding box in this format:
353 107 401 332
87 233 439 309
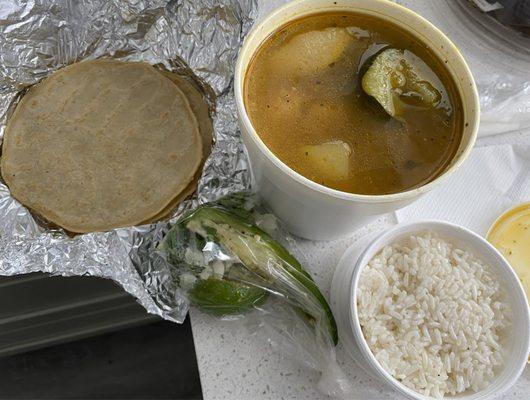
191 212 530 400
190 1 530 399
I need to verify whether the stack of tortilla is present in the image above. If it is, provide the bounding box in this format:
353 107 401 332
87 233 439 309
0 59 212 233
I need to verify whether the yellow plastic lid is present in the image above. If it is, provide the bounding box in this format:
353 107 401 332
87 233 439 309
487 202 530 363
487 202 530 305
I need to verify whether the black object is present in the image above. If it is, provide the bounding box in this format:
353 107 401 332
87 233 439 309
463 0 530 37
0 274 202 399
0 273 158 357
0 320 202 399
490 0 530 35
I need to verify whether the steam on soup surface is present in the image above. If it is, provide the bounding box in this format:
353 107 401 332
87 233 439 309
244 13 462 195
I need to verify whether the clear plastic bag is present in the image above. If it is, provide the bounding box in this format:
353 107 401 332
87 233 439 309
396 0 530 137
155 192 352 398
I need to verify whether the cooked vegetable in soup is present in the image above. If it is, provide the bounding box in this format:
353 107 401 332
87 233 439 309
244 13 463 195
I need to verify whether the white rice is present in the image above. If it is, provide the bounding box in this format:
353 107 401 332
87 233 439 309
357 232 510 398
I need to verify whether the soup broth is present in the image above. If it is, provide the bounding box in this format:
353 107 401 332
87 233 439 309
244 12 463 195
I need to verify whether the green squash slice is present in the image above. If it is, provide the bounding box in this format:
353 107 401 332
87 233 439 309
362 48 441 118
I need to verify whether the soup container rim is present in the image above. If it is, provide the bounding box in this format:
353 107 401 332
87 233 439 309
342 220 530 400
234 0 480 204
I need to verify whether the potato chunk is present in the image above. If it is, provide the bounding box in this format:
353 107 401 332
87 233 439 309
271 27 353 75
302 140 352 181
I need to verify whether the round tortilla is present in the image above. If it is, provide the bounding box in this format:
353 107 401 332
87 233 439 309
1 59 203 233
141 73 214 224
156 71 213 160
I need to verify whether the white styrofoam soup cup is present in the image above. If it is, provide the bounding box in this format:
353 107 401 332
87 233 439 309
234 0 480 240
331 221 530 400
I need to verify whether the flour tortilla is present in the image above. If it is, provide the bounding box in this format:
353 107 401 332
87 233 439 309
1 59 203 233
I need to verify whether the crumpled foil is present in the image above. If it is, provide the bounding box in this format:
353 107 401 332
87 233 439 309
0 0 257 323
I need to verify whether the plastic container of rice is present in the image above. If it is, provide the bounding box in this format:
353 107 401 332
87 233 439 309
331 221 530 400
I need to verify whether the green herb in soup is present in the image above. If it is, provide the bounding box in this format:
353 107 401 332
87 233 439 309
244 13 462 195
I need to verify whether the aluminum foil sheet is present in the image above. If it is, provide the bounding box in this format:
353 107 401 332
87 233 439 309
0 0 258 323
